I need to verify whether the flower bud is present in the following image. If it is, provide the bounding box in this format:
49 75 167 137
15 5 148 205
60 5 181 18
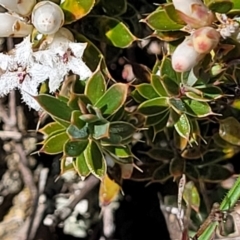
172 0 214 28
172 36 204 72
121 164 133 179
32 1 64 35
122 64 135 82
192 27 220 53
0 13 33 37
0 0 36 16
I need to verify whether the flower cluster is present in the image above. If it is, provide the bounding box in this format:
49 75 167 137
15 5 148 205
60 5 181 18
171 0 220 72
0 1 92 110
0 29 92 110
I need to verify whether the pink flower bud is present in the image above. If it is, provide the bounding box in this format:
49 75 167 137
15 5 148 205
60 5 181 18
121 164 133 179
172 36 205 72
192 27 220 54
122 64 135 82
172 0 214 28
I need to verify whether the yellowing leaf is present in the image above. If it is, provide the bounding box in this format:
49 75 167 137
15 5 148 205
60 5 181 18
99 174 121 206
61 0 95 24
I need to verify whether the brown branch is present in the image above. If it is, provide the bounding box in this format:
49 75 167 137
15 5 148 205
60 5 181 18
27 168 49 240
0 130 22 140
44 175 99 227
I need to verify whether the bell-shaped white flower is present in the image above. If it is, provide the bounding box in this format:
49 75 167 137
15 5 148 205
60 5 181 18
0 13 33 37
0 0 36 16
192 26 220 54
32 1 64 35
172 0 214 28
172 36 205 72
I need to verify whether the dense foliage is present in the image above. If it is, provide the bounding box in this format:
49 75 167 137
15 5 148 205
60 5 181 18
2 0 240 239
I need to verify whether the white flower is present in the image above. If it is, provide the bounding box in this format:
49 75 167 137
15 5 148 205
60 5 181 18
0 33 92 110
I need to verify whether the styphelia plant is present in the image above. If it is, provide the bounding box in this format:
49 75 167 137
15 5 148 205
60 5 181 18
172 27 220 72
0 0 240 239
171 0 222 72
0 1 91 110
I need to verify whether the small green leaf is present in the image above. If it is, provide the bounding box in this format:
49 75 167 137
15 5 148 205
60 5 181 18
198 164 232 183
61 0 95 24
53 117 71 128
84 140 106 179
80 114 100 123
109 121 136 140
219 117 240 146
174 114 190 140
104 145 132 158
109 106 125 122
170 108 181 124
39 122 65 136
71 110 85 129
185 92 213 102
143 148 174 162
131 89 147 103
95 83 128 117
153 30 185 42
230 0 240 14
174 130 188 151
143 4 184 31
195 151 230 167
161 75 180 96
183 181 200 213
73 153 91 178
60 157 75 174
35 94 72 122
64 139 89 157
70 78 86 94
136 83 159 99
138 97 169 116
101 0 127 16
74 33 104 72
205 0 233 13
40 132 69 155
160 57 178 82
151 74 168 97
169 98 186 114
104 146 133 164
93 122 110 139
145 110 169 126
185 86 223 102
153 111 170 136
81 16 136 48
213 133 238 149
85 69 106 104
101 133 122 145
184 99 213 117
200 86 223 99
68 93 91 110
67 124 89 139
182 68 198 87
